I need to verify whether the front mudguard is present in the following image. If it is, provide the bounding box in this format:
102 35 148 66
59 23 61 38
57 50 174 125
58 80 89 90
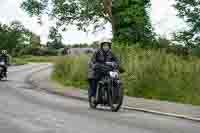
113 80 123 96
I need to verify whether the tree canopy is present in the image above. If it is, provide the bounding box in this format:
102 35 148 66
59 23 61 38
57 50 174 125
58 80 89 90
112 0 154 44
174 0 200 47
21 0 154 45
47 26 65 49
21 0 111 32
0 21 32 53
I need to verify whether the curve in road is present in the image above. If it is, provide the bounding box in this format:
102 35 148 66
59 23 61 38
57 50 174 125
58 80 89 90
0 63 199 133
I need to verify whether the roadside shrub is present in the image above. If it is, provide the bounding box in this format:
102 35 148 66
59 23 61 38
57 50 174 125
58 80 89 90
165 45 191 56
16 46 58 57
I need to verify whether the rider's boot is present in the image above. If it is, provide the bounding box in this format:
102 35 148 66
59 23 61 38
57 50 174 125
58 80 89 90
3 70 7 80
91 96 96 104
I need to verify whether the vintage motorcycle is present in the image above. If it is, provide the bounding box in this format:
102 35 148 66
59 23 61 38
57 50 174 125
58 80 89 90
89 62 124 112
0 60 7 80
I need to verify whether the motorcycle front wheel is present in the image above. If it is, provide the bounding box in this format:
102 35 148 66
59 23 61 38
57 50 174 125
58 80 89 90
108 86 124 112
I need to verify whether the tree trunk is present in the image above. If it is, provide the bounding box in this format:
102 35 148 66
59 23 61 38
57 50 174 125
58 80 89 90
111 15 117 35
103 0 116 35
103 0 112 17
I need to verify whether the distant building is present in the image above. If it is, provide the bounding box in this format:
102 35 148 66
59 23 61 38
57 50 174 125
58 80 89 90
58 47 96 55
69 48 96 55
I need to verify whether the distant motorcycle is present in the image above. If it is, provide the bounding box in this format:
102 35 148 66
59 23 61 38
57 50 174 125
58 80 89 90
0 60 7 80
89 62 124 112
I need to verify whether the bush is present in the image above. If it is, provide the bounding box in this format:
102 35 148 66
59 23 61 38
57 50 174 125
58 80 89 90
32 48 58 56
16 47 58 57
191 47 200 57
165 45 191 56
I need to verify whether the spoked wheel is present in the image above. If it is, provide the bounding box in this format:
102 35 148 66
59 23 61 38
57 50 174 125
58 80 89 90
108 86 124 112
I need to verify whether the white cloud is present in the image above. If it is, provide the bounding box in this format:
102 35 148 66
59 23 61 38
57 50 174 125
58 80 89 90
150 0 186 39
0 0 49 43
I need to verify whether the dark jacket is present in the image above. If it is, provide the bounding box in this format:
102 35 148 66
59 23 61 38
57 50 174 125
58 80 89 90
88 48 119 79
0 54 9 65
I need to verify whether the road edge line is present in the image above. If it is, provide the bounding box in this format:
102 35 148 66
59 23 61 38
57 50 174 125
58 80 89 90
123 106 200 122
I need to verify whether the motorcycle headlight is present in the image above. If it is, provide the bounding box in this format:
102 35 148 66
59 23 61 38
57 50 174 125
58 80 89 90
109 71 119 78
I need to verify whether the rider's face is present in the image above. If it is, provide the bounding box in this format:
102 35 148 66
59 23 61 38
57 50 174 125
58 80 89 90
102 44 110 52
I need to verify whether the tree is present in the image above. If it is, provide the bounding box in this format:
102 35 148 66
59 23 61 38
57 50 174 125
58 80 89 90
21 0 154 45
174 0 200 47
47 26 64 49
0 24 10 50
0 21 31 54
21 0 112 32
112 0 154 44
157 36 171 48
10 21 31 50
30 33 41 49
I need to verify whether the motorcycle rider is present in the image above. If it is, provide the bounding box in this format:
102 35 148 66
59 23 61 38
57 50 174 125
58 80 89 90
0 50 10 77
88 39 120 102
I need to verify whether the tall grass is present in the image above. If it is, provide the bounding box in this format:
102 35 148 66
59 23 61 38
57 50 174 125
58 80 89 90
52 55 89 89
115 47 200 105
52 48 200 105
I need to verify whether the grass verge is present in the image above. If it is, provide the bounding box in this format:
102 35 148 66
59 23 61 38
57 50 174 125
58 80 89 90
12 55 56 65
52 48 200 106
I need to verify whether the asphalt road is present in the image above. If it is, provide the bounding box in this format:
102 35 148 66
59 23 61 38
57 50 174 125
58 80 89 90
0 63 199 133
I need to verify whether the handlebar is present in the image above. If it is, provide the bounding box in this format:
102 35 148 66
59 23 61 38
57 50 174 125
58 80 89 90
105 62 117 67
106 62 125 73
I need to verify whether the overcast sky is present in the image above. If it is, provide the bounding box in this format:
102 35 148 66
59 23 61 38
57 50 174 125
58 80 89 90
150 0 186 39
0 0 186 44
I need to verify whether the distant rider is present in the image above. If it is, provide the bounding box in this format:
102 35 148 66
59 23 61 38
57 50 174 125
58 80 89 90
0 50 10 77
